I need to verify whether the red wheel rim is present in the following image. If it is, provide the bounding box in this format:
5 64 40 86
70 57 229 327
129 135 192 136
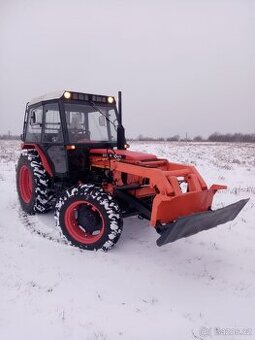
19 165 33 203
64 200 105 244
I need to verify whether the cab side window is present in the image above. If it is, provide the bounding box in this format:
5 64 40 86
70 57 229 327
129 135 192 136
43 103 63 143
26 106 43 142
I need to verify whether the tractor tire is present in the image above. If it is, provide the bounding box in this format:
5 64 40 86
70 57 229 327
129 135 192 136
16 150 54 214
55 184 123 251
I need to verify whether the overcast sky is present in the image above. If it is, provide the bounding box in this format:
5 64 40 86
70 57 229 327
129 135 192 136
0 0 254 138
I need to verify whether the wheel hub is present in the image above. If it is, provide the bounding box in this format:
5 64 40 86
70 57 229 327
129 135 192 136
77 205 101 233
64 200 105 244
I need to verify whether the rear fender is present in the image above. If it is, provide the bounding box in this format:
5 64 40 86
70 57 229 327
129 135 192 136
21 143 53 177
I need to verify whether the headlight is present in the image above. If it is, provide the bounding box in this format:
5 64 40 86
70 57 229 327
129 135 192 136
64 91 71 99
107 96 114 104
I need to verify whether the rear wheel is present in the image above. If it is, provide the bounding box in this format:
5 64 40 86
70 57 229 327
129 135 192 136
16 151 54 214
55 184 123 251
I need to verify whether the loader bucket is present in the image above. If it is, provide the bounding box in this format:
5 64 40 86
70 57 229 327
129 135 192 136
156 198 249 246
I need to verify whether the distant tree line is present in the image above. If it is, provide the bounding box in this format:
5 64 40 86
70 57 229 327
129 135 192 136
131 133 255 143
207 132 255 143
0 134 20 140
1 132 254 143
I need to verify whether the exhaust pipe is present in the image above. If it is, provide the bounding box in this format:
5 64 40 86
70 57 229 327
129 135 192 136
117 91 126 150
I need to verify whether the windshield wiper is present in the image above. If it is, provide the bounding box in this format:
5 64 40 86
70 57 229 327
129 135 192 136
89 101 118 130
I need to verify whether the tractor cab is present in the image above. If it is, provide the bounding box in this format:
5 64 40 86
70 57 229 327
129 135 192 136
21 90 124 181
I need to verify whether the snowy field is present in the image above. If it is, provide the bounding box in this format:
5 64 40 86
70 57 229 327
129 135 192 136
0 140 254 340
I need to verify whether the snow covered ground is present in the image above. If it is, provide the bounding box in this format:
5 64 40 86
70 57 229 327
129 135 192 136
0 140 254 340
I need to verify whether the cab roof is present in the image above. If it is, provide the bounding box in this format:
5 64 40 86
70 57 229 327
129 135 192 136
29 90 67 106
28 90 116 106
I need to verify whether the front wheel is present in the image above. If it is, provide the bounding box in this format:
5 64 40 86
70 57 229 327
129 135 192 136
55 185 123 251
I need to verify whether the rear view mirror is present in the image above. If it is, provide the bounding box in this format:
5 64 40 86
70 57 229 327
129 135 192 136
30 110 42 126
30 111 36 125
99 115 106 126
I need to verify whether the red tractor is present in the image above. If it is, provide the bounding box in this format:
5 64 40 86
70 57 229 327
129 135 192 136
16 90 248 251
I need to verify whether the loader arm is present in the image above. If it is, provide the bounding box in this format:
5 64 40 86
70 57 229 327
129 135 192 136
110 159 227 226
90 150 249 245
90 152 226 226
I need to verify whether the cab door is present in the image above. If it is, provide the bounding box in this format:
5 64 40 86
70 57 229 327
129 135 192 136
42 102 68 175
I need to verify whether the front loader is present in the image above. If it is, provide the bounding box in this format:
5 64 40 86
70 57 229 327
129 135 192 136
16 90 249 251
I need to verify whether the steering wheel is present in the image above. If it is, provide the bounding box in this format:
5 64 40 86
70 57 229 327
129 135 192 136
69 129 90 143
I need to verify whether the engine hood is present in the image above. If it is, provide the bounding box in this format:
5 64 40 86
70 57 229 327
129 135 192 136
90 149 157 161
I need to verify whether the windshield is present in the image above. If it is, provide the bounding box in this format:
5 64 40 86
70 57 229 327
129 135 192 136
64 103 118 144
